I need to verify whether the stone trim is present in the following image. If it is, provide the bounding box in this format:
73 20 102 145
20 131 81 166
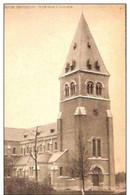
88 157 109 161
61 95 110 103
59 69 110 79
88 173 109 175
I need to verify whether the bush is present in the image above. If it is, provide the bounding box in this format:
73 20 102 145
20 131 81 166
115 172 126 186
4 177 54 194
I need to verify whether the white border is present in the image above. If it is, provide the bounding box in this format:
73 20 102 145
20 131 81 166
0 1 128 194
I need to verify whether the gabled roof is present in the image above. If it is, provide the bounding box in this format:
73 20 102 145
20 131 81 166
37 153 51 163
15 153 51 166
60 14 109 77
49 149 68 163
14 155 30 166
22 122 57 141
5 122 57 142
4 128 25 141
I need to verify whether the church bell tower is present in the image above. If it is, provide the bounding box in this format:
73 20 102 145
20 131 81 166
57 14 115 189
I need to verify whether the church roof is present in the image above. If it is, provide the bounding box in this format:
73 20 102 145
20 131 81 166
60 14 109 77
14 155 30 166
48 149 68 163
22 122 57 141
14 153 51 166
5 122 57 142
4 128 25 142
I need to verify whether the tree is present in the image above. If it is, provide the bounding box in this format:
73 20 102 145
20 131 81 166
115 172 126 187
24 126 41 183
4 155 14 177
69 133 90 194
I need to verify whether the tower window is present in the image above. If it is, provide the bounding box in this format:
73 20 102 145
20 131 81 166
87 81 94 94
87 42 91 48
60 167 63 176
73 42 77 50
13 147 16 154
50 129 55 133
97 139 101 157
93 108 99 116
96 82 102 96
87 59 92 70
95 60 100 71
70 82 76 95
65 63 70 73
71 60 76 71
92 139 96 157
65 84 69 97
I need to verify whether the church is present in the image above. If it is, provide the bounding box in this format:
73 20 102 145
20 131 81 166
4 14 115 190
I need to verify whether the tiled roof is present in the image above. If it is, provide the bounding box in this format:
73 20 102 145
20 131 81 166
15 153 51 166
22 122 57 141
14 155 30 166
37 153 51 163
5 122 57 142
60 14 109 77
49 149 68 163
4 128 26 141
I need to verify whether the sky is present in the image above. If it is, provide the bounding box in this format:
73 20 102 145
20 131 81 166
4 4 125 173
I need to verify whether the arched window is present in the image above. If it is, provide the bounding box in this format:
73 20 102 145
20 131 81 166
92 139 96 157
55 142 57 150
65 84 69 97
21 147 23 154
24 148 25 155
60 167 63 176
70 82 76 95
87 81 94 94
39 144 42 152
97 139 101 157
43 141 45 152
13 147 16 154
27 146 29 153
96 82 102 96
47 143 50 151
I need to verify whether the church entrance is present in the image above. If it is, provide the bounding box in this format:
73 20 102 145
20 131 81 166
93 174 99 186
92 167 103 187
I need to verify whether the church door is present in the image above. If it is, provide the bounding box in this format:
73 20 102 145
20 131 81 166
93 174 99 186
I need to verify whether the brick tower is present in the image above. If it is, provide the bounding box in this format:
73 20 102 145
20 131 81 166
57 14 115 189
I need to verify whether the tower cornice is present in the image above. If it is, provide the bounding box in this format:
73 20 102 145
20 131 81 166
59 69 110 79
60 95 110 103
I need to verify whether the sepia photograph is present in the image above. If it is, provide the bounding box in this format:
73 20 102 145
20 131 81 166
4 4 126 195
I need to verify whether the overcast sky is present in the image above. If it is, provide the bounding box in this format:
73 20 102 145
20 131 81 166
4 4 125 173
